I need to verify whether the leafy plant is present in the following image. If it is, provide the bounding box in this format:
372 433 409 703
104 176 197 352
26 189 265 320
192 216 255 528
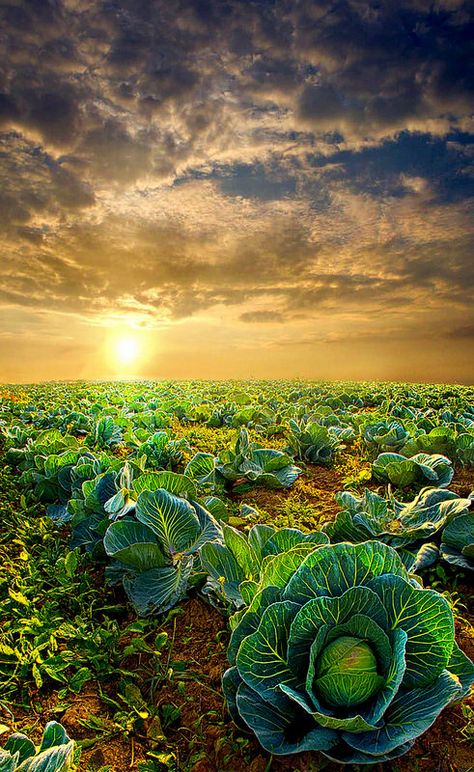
219 428 301 489
6 429 79 471
285 421 340 464
187 429 301 491
129 432 189 471
223 541 474 764
363 421 411 451
87 416 123 449
455 432 474 467
372 452 454 488
104 487 222 615
200 523 329 609
323 487 470 571
400 426 457 459
0 721 75 771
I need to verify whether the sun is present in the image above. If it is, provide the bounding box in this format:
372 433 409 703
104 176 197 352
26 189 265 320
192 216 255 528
104 323 150 376
116 336 139 366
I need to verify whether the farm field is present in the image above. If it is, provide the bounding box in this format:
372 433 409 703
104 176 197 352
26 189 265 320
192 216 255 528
0 380 473 772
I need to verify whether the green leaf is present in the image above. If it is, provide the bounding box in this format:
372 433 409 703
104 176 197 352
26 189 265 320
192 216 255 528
227 586 283 664
446 641 474 696
3 735 35 765
123 557 194 616
202 496 227 520
247 524 276 560
184 453 216 485
258 545 318 595
411 453 453 487
398 543 439 573
381 459 418 487
135 489 201 553
343 670 463 755
239 580 258 605
104 520 169 571
283 541 407 606
262 528 329 557
32 664 43 689
200 541 245 584
279 684 380 732
223 525 258 577
222 667 248 729
236 682 338 755
236 601 301 701
17 741 75 771
38 724 70 753
68 667 93 694
441 514 474 571
368 574 454 688
0 751 19 772
63 549 80 578
133 471 196 499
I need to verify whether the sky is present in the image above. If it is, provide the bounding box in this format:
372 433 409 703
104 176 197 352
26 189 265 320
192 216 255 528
0 0 473 383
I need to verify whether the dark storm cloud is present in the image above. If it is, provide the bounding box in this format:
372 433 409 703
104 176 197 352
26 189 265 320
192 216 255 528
294 0 474 137
0 0 472 365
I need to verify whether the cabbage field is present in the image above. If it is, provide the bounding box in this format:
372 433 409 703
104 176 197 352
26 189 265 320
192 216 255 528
0 380 473 772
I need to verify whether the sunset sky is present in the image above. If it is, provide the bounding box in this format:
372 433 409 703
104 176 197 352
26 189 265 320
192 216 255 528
1 0 473 383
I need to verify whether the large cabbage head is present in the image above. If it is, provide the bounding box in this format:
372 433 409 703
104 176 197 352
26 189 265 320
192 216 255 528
223 541 474 765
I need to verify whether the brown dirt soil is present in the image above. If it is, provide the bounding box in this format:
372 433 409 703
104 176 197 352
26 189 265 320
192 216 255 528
232 463 344 531
153 598 269 771
450 467 474 499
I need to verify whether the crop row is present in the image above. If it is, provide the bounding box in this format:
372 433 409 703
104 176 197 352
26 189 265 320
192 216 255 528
1 380 473 769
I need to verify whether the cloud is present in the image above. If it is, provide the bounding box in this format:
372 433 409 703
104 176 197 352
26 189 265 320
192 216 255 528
446 324 474 339
239 310 285 323
0 0 473 380
293 0 474 140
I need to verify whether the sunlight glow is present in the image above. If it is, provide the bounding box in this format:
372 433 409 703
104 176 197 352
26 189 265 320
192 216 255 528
116 336 139 366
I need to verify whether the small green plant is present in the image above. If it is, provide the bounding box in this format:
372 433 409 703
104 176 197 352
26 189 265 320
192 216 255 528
460 704 474 742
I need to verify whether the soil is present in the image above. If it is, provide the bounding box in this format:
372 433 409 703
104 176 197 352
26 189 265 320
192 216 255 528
450 467 474 500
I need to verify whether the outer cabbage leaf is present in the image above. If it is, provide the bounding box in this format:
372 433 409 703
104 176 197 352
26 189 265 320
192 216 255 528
325 487 469 569
122 557 194 616
1 723 74 772
440 513 474 570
